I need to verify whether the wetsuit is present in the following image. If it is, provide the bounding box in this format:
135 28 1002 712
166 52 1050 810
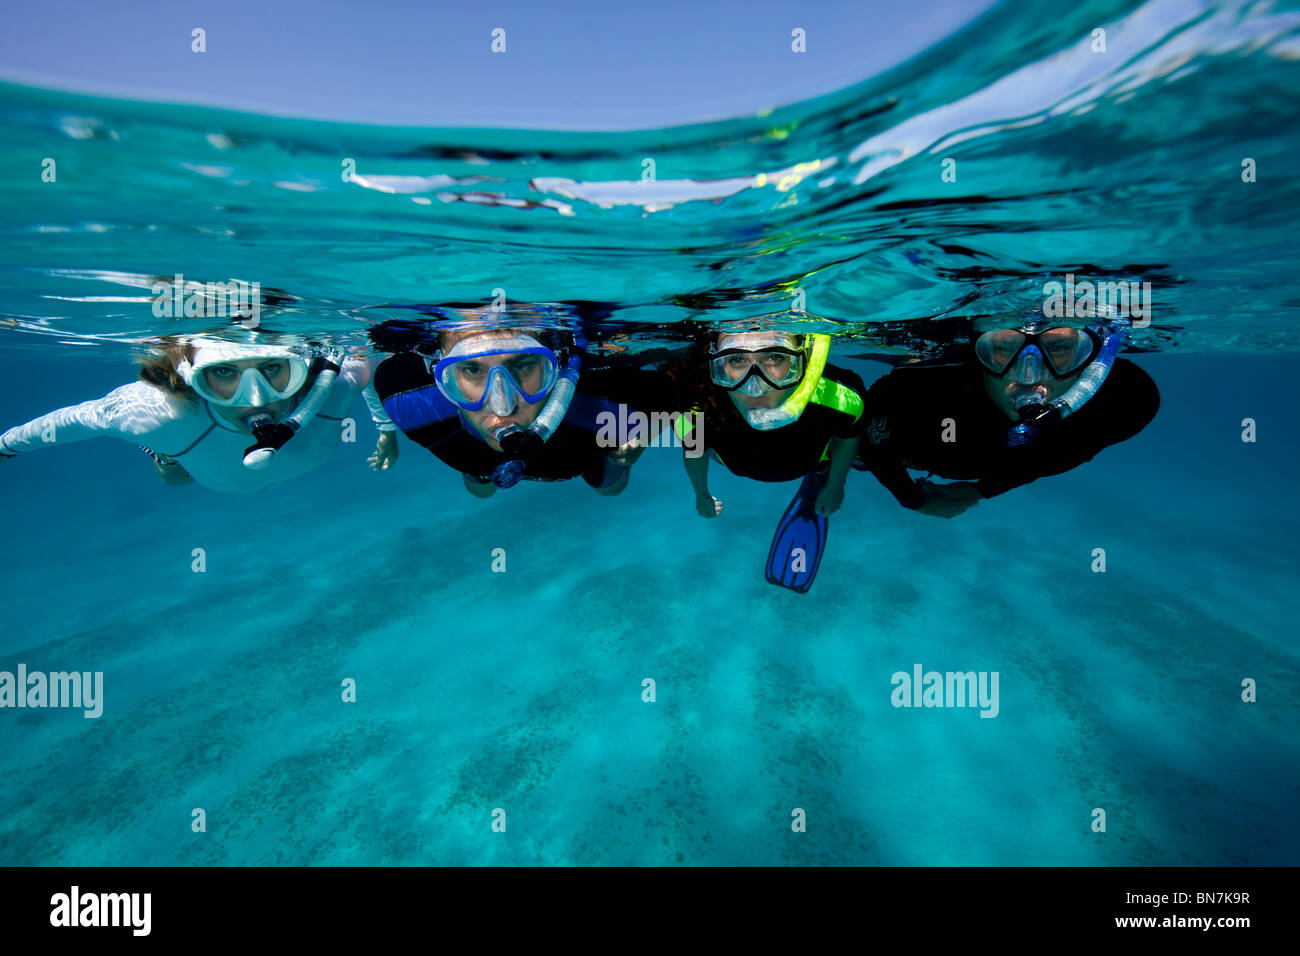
373 351 675 488
681 364 866 482
0 357 394 494
856 358 1159 507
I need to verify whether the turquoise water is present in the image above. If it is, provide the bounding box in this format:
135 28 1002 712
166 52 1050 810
1 0 1298 865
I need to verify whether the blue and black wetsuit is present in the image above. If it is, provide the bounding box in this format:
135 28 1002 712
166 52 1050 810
855 358 1160 507
374 351 674 488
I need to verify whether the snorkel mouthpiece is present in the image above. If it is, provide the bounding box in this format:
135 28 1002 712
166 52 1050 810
240 347 344 468
488 334 585 488
490 421 542 487
1006 393 1047 448
497 425 544 460
243 414 293 469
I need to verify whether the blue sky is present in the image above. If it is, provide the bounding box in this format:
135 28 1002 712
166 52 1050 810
0 0 995 129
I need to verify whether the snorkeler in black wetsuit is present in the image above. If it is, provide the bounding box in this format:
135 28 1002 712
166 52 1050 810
671 328 865 593
373 325 674 496
855 319 1159 516
675 330 864 497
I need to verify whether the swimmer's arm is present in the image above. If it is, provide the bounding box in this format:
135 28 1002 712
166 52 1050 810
362 384 399 471
815 434 858 516
0 386 157 456
683 446 722 518
860 448 927 510
362 384 397 434
825 434 857 489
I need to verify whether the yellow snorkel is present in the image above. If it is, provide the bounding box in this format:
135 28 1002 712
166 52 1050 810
742 333 831 430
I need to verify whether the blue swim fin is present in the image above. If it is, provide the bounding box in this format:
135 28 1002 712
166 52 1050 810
765 469 829 594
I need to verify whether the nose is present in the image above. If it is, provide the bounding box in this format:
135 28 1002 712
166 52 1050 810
242 369 272 406
485 368 518 416
1010 345 1047 385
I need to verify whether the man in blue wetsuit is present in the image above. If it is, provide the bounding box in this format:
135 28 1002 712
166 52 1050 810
372 324 674 497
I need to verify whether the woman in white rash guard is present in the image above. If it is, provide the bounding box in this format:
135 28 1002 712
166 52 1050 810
0 336 399 493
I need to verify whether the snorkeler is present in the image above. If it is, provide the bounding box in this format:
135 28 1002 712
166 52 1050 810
0 335 399 493
372 323 674 497
854 316 1159 516
672 328 864 592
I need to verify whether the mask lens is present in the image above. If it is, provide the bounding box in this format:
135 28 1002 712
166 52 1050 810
256 359 293 393
448 358 492 406
975 330 1026 374
436 347 560 410
504 353 549 397
1038 327 1094 375
977 328 1097 379
709 348 804 390
201 364 243 401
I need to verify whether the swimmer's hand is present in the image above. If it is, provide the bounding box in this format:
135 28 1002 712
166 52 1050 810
814 480 844 516
610 440 646 468
695 493 723 519
369 431 399 472
916 479 981 518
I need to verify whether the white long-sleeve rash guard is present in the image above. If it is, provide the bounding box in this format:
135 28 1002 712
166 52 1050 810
0 355 396 494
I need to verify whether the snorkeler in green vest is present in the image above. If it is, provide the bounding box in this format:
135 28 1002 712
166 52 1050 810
671 328 864 593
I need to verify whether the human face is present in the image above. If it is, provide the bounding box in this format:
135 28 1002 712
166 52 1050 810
204 358 297 429
712 332 803 419
976 327 1097 421
444 333 548 450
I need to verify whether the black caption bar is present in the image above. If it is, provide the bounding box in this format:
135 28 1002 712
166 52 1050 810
0 866 1286 941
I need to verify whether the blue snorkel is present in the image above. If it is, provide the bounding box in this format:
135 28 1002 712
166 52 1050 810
1005 316 1130 447
490 336 585 488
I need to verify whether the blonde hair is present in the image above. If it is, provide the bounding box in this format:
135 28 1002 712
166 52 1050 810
136 340 199 402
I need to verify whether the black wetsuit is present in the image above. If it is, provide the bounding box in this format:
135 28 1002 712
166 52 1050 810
856 358 1159 507
694 364 866 482
374 351 675 487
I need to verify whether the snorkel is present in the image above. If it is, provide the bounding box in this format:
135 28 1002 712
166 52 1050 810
741 333 831 431
1004 316 1130 448
490 335 584 488
241 347 345 468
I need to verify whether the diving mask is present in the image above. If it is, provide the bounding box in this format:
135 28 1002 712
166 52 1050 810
708 333 808 396
178 342 310 407
975 326 1101 384
432 333 561 415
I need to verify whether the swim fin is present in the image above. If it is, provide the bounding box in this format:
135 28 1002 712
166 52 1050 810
765 469 830 594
